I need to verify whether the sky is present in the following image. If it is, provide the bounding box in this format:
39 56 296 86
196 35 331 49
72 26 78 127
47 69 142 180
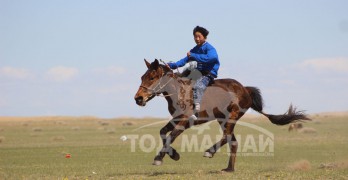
0 0 348 118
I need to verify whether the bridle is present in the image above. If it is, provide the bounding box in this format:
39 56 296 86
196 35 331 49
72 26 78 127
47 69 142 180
139 66 174 97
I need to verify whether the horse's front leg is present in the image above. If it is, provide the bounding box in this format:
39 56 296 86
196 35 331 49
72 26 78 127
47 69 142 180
153 118 188 165
153 119 175 165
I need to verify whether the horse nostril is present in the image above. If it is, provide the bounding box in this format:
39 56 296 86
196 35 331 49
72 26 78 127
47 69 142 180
135 96 143 104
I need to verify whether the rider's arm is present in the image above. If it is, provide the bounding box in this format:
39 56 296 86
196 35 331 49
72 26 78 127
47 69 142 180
167 56 189 69
190 46 218 63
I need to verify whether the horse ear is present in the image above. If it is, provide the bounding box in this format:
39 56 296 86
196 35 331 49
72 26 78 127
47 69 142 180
151 59 159 70
163 64 171 72
144 59 151 69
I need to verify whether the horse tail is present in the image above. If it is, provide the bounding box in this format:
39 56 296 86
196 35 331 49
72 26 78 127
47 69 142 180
245 86 311 125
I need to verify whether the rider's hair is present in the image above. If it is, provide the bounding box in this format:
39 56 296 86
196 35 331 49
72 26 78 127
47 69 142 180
193 26 209 38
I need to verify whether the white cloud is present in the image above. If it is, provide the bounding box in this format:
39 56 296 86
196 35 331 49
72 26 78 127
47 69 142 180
46 66 79 82
298 57 348 73
0 66 32 79
93 66 126 76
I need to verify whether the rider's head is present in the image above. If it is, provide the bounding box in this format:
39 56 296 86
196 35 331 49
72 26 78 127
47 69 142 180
193 26 209 46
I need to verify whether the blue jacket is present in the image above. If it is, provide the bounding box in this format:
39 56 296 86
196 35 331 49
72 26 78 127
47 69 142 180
168 42 220 77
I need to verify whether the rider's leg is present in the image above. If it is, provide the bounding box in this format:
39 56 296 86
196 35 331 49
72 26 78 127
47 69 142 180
191 75 211 120
182 61 197 72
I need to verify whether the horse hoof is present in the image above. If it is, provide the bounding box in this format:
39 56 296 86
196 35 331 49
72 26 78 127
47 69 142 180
169 152 180 161
152 160 163 166
168 148 180 161
203 152 213 158
221 168 234 172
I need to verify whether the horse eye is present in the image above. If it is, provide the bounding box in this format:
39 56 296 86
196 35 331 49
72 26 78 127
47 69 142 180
150 77 154 81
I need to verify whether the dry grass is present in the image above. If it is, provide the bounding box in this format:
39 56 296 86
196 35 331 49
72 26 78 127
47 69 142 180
288 123 303 132
0 136 4 143
319 160 348 170
0 114 347 179
106 128 116 134
298 127 317 134
319 163 338 169
122 121 135 126
98 121 109 126
55 121 67 125
29 133 40 137
51 136 66 142
312 120 321 124
289 160 312 171
71 127 80 131
97 127 106 131
21 122 30 126
337 160 348 169
32 127 43 132
0 116 99 122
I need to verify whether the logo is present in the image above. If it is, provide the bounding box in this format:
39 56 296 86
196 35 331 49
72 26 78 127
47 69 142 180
121 118 274 157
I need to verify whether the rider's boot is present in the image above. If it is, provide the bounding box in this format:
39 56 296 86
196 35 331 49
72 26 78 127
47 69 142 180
189 103 200 120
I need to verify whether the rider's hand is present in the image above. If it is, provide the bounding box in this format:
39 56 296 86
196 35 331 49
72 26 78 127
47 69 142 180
187 51 191 57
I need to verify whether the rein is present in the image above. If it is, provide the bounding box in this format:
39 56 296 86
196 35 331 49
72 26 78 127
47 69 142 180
139 66 176 97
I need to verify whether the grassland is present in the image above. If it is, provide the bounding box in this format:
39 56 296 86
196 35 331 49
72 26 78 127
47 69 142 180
0 113 348 179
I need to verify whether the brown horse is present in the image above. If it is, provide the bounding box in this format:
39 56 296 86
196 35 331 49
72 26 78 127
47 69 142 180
134 59 310 172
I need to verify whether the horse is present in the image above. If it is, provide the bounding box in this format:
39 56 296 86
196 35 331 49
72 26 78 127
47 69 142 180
134 59 310 172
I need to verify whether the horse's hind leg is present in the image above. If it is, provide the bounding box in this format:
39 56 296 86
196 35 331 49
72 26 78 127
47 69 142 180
203 119 237 158
222 133 238 172
221 109 245 172
204 118 238 172
207 103 245 172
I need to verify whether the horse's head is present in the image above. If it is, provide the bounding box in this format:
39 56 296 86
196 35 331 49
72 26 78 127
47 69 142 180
134 59 172 106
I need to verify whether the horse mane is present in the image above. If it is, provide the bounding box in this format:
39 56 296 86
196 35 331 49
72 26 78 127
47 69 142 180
156 64 194 87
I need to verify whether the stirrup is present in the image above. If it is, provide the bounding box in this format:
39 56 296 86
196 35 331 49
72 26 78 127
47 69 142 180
189 114 197 121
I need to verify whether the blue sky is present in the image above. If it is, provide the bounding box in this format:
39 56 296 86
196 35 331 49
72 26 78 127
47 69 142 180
1 0 347 118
